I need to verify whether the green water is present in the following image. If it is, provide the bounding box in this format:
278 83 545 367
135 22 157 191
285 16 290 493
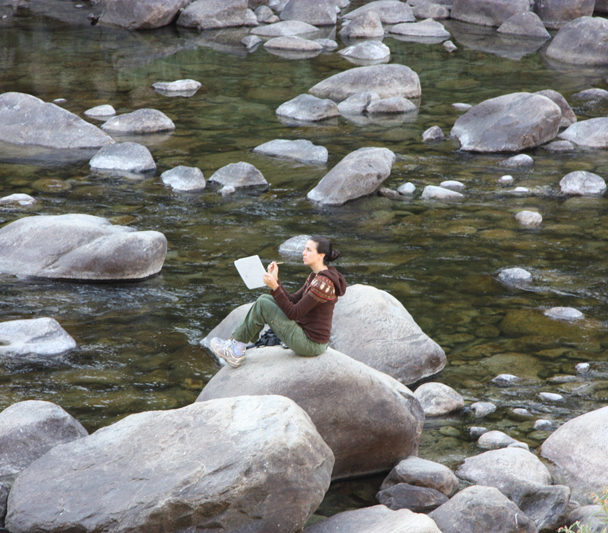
2 4 608 516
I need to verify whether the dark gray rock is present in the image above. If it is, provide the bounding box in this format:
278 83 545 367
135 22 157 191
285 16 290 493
430 485 537 533
0 92 113 149
160 165 206 192
0 214 167 281
559 171 607 196
545 16 608 65
329 284 446 384
377 483 448 513
276 94 339 122
451 92 561 152
451 0 530 27
6 396 333 533
208 161 269 190
280 0 336 25
90 142 156 174
0 400 87 523
497 12 550 38
177 0 250 30
304 505 441 533
310 64 421 102
198 347 424 480
534 89 577 129
535 0 595 29
0 318 76 361
559 118 608 148
98 0 190 29
343 1 415 24
338 11 385 39
381 456 459 496
101 108 175 134
253 139 328 165
307 147 395 205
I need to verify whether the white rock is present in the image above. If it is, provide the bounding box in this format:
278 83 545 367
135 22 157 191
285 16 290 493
0 317 77 359
278 235 310 258
511 408 532 418
414 382 464 416
477 430 517 449
443 40 457 52
559 171 607 196
276 94 339 122
421 185 464 201
498 175 514 185
470 401 496 418
499 153 534 168
452 102 471 112
242 35 263 49
253 139 328 165
209 162 268 190
498 267 532 284
264 35 323 51
509 186 530 194
338 40 390 63
515 210 542 228
469 426 487 439
538 392 564 402
422 125 444 142
440 180 464 192
219 185 236 196
575 362 590 374
89 142 156 174
544 307 584 321
397 182 416 195
534 419 554 431
152 79 202 95
0 193 37 207
250 20 320 36
101 108 175 134
83 104 116 118
366 96 416 114
160 165 206 192
492 374 520 386
389 18 450 39
337 91 380 115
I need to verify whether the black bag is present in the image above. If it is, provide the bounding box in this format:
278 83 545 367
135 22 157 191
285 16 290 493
252 328 282 348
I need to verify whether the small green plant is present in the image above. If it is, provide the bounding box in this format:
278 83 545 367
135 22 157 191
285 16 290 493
558 488 608 533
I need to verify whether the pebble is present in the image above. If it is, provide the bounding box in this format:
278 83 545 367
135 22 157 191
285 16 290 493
500 154 534 168
397 182 416 195
511 408 532 418
469 426 487 440
575 362 590 374
443 40 457 53
478 430 517 449
470 401 496 418
219 185 236 196
492 374 520 387
544 307 584 321
498 175 514 185
534 419 554 431
538 392 564 402
452 102 471 112
497 267 532 284
515 210 542 228
440 180 465 192
422 125 445 142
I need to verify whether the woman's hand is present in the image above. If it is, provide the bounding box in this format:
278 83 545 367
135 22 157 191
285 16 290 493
264 261 279 290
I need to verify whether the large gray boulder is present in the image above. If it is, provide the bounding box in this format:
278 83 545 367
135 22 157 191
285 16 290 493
558 118 608 148
304 505 441 533
451 92 561 152
545 16 608 65
280 0 337 25
6 396 333 533
0 400 87 526
330 284 446 385
253 139 328 165
534 89 576 129
309 64 421 102
343 1 416 24
451 0 530 26
541 406 608 503
307 147 395 205
0 92 113 149
497 12 550 38
429 485 537 533
90 142 157 174
535 0 595 29
198 347 425 480
0 214 167 281
0 318 76 361
177 0 251 30
98 0 191 29
101 108 175 134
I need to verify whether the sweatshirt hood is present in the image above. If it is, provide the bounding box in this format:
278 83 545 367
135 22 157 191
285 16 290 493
318 266 347 297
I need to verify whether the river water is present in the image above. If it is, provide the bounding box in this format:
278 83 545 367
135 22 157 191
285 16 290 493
1 3 608 517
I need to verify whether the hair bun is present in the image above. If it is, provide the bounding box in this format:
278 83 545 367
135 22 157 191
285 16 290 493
329 248 341 262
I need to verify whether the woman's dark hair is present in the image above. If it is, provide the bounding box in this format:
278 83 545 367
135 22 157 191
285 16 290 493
310 235 340 264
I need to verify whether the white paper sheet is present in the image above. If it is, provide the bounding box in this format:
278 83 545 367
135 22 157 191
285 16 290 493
234 255 267 289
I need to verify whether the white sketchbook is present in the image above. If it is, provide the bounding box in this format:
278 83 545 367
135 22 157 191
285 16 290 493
234 255 267 289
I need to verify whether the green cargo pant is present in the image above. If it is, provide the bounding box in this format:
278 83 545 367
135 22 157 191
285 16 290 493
232 294 327 356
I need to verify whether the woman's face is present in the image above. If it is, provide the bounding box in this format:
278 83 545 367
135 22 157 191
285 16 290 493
302 239 324 267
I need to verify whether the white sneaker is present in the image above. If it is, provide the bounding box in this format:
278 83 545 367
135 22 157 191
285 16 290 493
210 337 246 368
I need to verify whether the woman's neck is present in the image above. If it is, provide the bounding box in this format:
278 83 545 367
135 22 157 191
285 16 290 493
311 262 326 274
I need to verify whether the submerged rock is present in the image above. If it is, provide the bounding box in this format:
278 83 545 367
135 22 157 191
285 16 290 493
0 318 76 360
309 64 421 101
307 147 395 205
0 214 167 281
499 153 535 168
160 165 206 192
6 396 333 533
515 210 542 228
544 307 584 321
101 108 175 134
198 347 424 480
545 16 608 65
421 185 464 200
451 92 561 152
253 139 328 165
367 96 416 114
208 161 269 190
98 0 190 29
90 142 156 174
0 92 114 149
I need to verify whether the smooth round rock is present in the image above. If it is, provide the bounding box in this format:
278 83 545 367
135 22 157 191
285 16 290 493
0 193 37 208
0 318 77 359
515 210 542 228
276 94 339 122
83 104 116 118
253 139 328 165
101 108 175 134
470 401 497 418
538 391 565 402
491 374 520 386
421 185 464 201
208 162 268 190
559 171 606 196
544 307 584 321
90 142 156 174
499 154 534 168
498 175 514 185
397 182 416 195
414 382 465 416
160 165 206 191
152 79 202 96
422 125 445 142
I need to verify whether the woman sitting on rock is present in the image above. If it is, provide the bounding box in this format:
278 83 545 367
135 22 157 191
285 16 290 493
210 235 347 368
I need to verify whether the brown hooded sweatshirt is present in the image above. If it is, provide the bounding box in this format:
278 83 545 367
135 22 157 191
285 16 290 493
270 266 347 344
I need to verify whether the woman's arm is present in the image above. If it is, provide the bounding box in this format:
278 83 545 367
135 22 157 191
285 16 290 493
271 284 320 321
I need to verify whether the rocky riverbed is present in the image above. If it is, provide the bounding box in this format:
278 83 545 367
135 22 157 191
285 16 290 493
2 0 608 531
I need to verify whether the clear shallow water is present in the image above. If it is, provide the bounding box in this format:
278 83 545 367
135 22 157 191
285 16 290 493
2 4 608 517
